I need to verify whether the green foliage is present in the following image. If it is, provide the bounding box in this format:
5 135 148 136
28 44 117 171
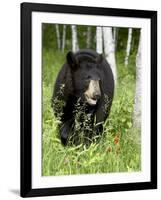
42 48 141 176
117 28 140 53
69 98 95 145
42 24 96 51
42 49 67 85
43 24 141 54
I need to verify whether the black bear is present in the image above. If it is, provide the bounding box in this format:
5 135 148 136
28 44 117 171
52 49 114 145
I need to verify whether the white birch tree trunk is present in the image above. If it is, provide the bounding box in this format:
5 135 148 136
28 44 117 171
96 27 103 54
86 26 91 49
71 25 79 52
103 27 117 83
113 27 118 51
133 32 141 128
62 25 66 52
125 28 133 67
55 24 61 50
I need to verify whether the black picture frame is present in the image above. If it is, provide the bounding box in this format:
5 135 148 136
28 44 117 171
21 2 157 197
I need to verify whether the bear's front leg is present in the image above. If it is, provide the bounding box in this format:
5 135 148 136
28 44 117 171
60 119 73 145
95 102 106 136
60 97 76 145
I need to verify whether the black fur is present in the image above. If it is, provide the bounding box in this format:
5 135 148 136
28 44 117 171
52 49 114 145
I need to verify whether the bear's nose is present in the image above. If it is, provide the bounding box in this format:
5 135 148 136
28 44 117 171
93 92 101 100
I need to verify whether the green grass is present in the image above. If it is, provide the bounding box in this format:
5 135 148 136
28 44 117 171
42 49 141 176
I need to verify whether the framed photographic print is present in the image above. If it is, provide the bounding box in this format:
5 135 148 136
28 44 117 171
20 2 157 197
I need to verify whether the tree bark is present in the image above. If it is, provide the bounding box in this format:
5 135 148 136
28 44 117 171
113 27 118 51
71 25 79 52
103 27 117 83
96 27 103 54
86 26 91 49
125 28 133 67
133 32 141 128
62 25 66 52
55 24 61 50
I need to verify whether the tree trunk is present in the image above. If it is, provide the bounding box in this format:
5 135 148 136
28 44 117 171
62 25 66 52
103 27 117 83
125 28 133 67
86 26 91 49
55 24 61 50
71 25 79 52
133 32 141 128
113 27 118 51
96 27 103 54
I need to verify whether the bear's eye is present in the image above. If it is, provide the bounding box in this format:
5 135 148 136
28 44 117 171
86 75 91 79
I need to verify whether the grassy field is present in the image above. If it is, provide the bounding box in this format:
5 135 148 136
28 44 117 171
42 49 141 176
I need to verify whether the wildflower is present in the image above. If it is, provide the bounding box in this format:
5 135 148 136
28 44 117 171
114 135 119 145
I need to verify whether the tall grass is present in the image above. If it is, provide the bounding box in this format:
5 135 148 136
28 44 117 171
42 49 141 176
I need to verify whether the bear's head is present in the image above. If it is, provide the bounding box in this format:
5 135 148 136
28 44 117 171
66 51 103 106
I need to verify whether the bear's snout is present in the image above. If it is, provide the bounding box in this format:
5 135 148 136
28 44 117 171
93 91 101 100
84 80 101 106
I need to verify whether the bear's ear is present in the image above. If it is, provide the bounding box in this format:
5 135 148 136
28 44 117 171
66 51 78 70
96 54 103 64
